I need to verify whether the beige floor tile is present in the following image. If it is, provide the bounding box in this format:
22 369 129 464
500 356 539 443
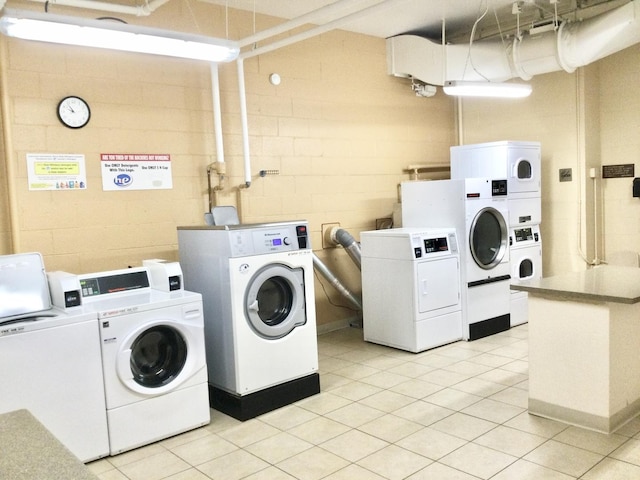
393 399 455 426
461 398 525 424
95 469 130 480
323 463 386 479
443 360 495 376
418 368 472 387
474 425 547 457
425 387 484 411
332 363 380 380
320 429 389 462
554 426 628 456
618 417 640 437
359 370 410 389
242 466 297 479
358 413 423 443
406 461 479 479
205 410 241 434
500 359 529 375
334 348 381 364
325 402 385 428
523 440 604 477
389 378 444 399
396 426 467 460
87 459 115 475
490 459 575 479
358 390 416 412
504 412 569 438
197 450 270 480
319 356 355 373
357 445 432 480
468 352 514 368
171 433 238 465
245 431 313 464
440 442 517 479
259 405 318 430
487 386 528 408
328 380 383 401
277 446 350 480
165 468 212 480
288 417 351 444
435 345 483 361
117 451 191 480
160 427 212 450
452 377 507 397
430 412 498 441
359 354 406 370
476 368 528 387
386 361 436 378
216 419 280 448
295 391 352 415
413 353 459 369
610 437 640 466
582 457 640 479
320 372 352 390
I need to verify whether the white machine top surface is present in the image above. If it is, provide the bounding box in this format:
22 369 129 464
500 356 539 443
0 306 96 337
361 228 459 261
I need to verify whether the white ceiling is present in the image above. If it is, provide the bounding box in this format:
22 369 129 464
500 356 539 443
201 0 627 42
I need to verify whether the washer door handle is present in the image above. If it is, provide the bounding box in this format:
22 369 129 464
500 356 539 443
248 299 259 312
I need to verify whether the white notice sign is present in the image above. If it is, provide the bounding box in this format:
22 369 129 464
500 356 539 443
27 153 87 191
100 153 172 191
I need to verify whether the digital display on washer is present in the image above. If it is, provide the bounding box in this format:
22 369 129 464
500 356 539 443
80 271 150 297
424 237 449 254
272 238 282 246
514 227 533 243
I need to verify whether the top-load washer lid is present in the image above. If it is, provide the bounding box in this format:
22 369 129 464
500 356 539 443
0 252 51 319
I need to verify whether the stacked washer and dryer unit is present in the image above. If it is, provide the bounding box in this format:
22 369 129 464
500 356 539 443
177 221 320 421
450 141 543 326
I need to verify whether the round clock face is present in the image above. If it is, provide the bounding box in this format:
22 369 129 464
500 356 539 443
57 96 91 129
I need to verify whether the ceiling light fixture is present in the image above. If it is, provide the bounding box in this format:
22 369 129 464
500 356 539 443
443 80 532 98
0 9 240 63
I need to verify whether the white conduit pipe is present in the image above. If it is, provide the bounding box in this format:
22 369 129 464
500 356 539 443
236 58 252 187
26 0 172 16
210 63 224 167
312 253 362 311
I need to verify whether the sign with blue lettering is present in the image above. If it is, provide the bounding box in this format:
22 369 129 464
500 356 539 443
100 153 172 191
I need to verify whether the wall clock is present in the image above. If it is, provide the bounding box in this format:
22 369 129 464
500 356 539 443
57 96 91 129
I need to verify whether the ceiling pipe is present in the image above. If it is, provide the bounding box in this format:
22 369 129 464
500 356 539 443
387 0 640 86
24 0 172 16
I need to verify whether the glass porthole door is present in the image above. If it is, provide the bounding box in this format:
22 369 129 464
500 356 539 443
469 207 508 270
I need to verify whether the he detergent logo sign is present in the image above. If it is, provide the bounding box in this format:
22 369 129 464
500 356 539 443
100 153 172 191
114 174 133 188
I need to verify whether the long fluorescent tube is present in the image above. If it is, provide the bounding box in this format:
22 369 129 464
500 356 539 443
0 9 240 62
443 80 532 98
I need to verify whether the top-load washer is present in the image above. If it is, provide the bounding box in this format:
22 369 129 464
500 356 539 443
177 221 320 421
451 141 541 226
402 178 511 340
361 228 462 352
73 266 210 455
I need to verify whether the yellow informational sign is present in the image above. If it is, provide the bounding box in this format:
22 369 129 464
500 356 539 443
26 154 87 191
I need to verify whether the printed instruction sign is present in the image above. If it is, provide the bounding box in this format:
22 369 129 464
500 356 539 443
26 153 87 191
100 153 173 191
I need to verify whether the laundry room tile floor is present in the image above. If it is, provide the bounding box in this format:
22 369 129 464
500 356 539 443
88 324 640 480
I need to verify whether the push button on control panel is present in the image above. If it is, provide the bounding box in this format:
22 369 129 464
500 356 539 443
296 225 308 249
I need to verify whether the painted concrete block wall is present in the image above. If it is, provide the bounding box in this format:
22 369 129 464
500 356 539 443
0 2 455 328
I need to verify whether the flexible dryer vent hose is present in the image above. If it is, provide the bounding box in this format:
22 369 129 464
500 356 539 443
312 253 362 311
330 228 362 270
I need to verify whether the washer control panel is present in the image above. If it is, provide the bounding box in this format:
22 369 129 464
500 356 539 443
228 223 310 256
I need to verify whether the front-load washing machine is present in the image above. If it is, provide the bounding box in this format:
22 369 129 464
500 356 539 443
77 266 210 455
361 228 462 352
509 225 543 326
177 221 320 421
402 178 511 340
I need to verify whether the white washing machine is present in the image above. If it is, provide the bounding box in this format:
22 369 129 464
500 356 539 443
76 267 210 456
402 178 511 340
177 221 319 421
509 225 543 326
361 228 462 352
451 140 541 226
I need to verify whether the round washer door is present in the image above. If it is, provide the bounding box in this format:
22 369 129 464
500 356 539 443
245 264 306 339
116 321 195 395
469 207 508 270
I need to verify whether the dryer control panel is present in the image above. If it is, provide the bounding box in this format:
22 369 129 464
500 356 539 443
361 228 458 262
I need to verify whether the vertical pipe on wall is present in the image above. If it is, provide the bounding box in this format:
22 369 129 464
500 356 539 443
237 58 252 188
210 63 225 208
0 37 20 252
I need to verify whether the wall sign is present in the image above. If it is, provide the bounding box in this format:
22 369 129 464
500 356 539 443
26 153 87 191
100 153 172 191
602 164 634 179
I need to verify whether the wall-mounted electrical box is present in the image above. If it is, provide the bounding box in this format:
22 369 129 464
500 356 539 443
633 178 640 197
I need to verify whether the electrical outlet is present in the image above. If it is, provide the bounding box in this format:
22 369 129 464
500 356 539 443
321 222 341 249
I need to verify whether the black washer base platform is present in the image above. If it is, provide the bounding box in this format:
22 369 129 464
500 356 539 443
209 373 321 421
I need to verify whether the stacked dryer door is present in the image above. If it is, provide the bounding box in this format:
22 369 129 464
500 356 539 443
361 228 462 352
451 141 543 326
402 178 511 340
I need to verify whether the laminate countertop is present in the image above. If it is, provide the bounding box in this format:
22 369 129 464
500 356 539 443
0 409 98 480
511 265 640 304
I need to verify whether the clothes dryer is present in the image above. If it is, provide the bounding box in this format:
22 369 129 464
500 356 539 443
177 221 319 421
509 225 543 326
361 228 462 352
402 178 511 340
77 267 209 455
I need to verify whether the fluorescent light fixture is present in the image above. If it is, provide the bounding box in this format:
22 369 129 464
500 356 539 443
0 9 240 62
443 80 532 98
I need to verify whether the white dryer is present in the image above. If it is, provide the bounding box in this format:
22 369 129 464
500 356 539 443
78 267 210 455
451 140 541 226
361 228 462 352
402 178 511 340
177 221 319 421
509 225 543 326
